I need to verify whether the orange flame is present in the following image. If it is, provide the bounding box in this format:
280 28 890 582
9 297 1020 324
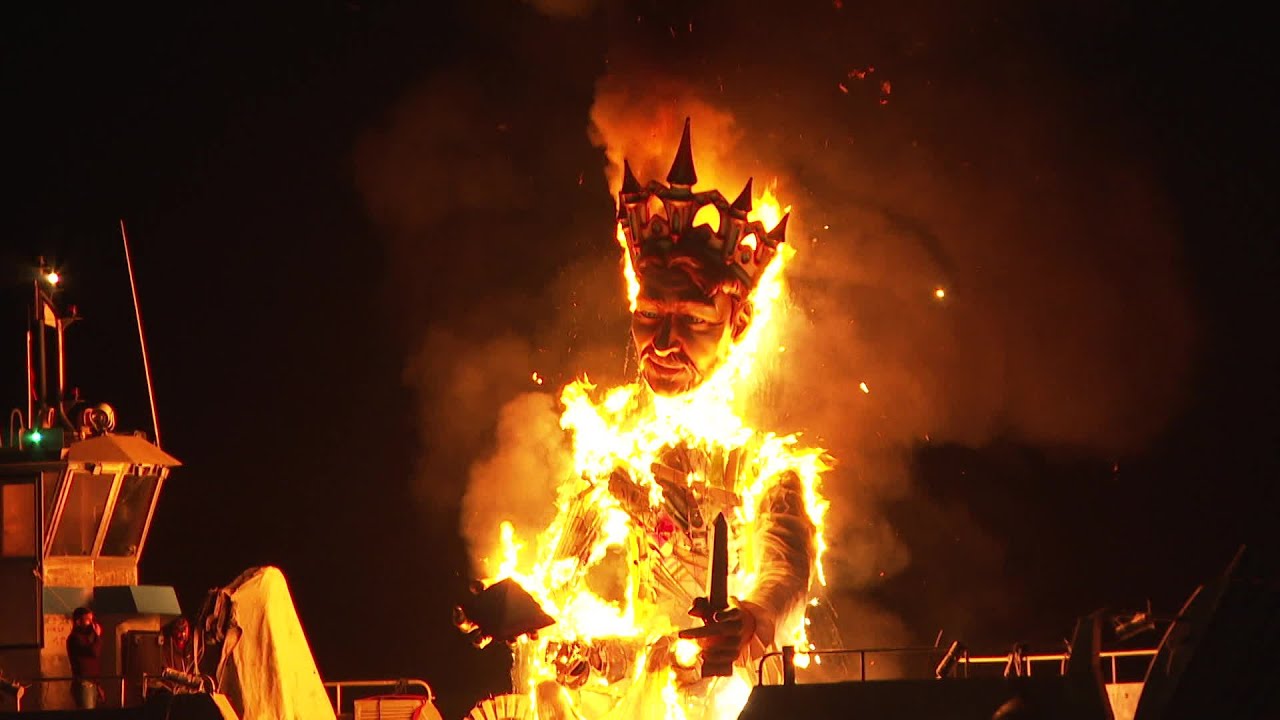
618 222 640 312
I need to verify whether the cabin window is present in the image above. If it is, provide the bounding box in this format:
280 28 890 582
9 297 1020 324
100 474 160 557
42 470 62 544
49 471 113 556
1 480 38 557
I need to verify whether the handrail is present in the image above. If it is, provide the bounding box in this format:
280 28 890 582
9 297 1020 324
6 674 128 711
961 648 1158 684
323 678 435 715
756 646 944 685
756 646 1159 686
5 675 437 713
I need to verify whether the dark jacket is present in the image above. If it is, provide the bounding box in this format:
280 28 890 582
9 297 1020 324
66 627 102 678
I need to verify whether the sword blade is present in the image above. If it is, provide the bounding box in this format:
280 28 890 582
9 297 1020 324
708 512 729 612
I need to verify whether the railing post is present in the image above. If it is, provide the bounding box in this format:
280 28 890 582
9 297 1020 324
934 641 965 679
410 679 435 702
336 683 343 714
782 646 796 686
860 650 866 682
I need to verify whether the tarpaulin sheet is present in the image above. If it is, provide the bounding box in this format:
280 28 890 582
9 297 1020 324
214 566 335 720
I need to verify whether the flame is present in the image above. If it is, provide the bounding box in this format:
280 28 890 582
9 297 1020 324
749 183 790 232
481 184 830 720
672 639 701 668
619 222 640 312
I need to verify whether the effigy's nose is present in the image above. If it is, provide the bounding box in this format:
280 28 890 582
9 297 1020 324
653 316 676 352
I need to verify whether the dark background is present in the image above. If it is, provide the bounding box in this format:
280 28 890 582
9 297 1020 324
3 1 1276 716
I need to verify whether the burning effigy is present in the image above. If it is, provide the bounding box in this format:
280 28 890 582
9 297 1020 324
457 119 832 720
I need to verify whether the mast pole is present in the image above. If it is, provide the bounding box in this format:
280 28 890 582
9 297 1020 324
33 266 48 425
25 330 33 429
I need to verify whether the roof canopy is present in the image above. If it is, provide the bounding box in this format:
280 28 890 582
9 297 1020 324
66 433 181 467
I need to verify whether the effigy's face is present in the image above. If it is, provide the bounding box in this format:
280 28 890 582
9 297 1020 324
631 264 740 396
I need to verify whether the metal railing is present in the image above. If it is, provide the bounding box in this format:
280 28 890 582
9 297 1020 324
323 678 435 716
4 674 438 714
3 674 127 712
961 648 1158 684
757 646 944 685
757 646 1159 686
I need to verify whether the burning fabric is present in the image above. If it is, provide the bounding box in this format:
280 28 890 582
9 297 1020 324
458 120 831 720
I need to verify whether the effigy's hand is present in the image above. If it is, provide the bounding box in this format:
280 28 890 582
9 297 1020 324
678 605 757 668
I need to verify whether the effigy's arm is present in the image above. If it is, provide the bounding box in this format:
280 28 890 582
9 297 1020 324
741 470 815 649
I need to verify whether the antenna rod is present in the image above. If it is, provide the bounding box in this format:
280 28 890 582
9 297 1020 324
34 263 48 422
25 330 33 429
120 219 161 447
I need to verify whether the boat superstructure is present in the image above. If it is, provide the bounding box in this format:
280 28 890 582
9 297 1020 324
1 257 439 719
1 259 182 711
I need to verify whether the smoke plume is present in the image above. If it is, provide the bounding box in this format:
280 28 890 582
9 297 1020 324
356 0 1194 672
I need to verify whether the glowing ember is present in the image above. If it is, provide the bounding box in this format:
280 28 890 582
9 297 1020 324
934 286 946 299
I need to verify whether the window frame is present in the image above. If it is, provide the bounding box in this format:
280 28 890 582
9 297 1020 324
98 468 164 559
32 460 171 560
45 463 121 558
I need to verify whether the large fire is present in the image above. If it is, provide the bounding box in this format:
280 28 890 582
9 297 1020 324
480 185 831 720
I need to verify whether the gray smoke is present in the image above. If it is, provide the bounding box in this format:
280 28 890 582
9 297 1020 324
355 0 1195 667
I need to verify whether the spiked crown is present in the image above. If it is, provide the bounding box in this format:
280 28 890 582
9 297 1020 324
618 118 789 292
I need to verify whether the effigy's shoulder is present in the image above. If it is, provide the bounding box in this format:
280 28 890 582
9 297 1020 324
760 471 807 517
731 441 813 518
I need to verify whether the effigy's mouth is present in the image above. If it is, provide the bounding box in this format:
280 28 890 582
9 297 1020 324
641 356 702 395
642 351 689 372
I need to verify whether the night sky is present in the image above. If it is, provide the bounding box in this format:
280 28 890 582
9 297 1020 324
4 2 1276 717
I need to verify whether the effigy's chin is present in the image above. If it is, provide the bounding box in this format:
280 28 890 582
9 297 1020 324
643 371 697 397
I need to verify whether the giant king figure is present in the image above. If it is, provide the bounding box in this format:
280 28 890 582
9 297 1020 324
461 120 829 720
